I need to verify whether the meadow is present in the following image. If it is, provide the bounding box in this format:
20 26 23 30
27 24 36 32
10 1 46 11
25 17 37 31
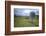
14 16 39 27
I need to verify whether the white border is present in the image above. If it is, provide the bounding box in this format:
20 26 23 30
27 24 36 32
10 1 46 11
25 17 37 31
11 5 42 31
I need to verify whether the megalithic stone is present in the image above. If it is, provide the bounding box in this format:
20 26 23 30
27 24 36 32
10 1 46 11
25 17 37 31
30 11 35 26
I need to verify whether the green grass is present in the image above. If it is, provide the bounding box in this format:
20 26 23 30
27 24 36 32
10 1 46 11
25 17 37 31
14 16 39 27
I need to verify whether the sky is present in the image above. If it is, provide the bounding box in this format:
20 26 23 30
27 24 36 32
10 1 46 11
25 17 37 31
14 8 39 16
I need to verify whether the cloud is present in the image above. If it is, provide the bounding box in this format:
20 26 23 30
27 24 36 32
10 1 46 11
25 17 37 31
14 8 39 16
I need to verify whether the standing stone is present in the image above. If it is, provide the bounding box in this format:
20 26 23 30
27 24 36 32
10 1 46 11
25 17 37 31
30 11 35 26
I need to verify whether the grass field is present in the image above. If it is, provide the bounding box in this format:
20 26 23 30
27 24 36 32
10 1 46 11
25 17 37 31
14 16 39 27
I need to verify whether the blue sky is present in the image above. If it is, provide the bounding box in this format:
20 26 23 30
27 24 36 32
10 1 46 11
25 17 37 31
14 8 39 16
